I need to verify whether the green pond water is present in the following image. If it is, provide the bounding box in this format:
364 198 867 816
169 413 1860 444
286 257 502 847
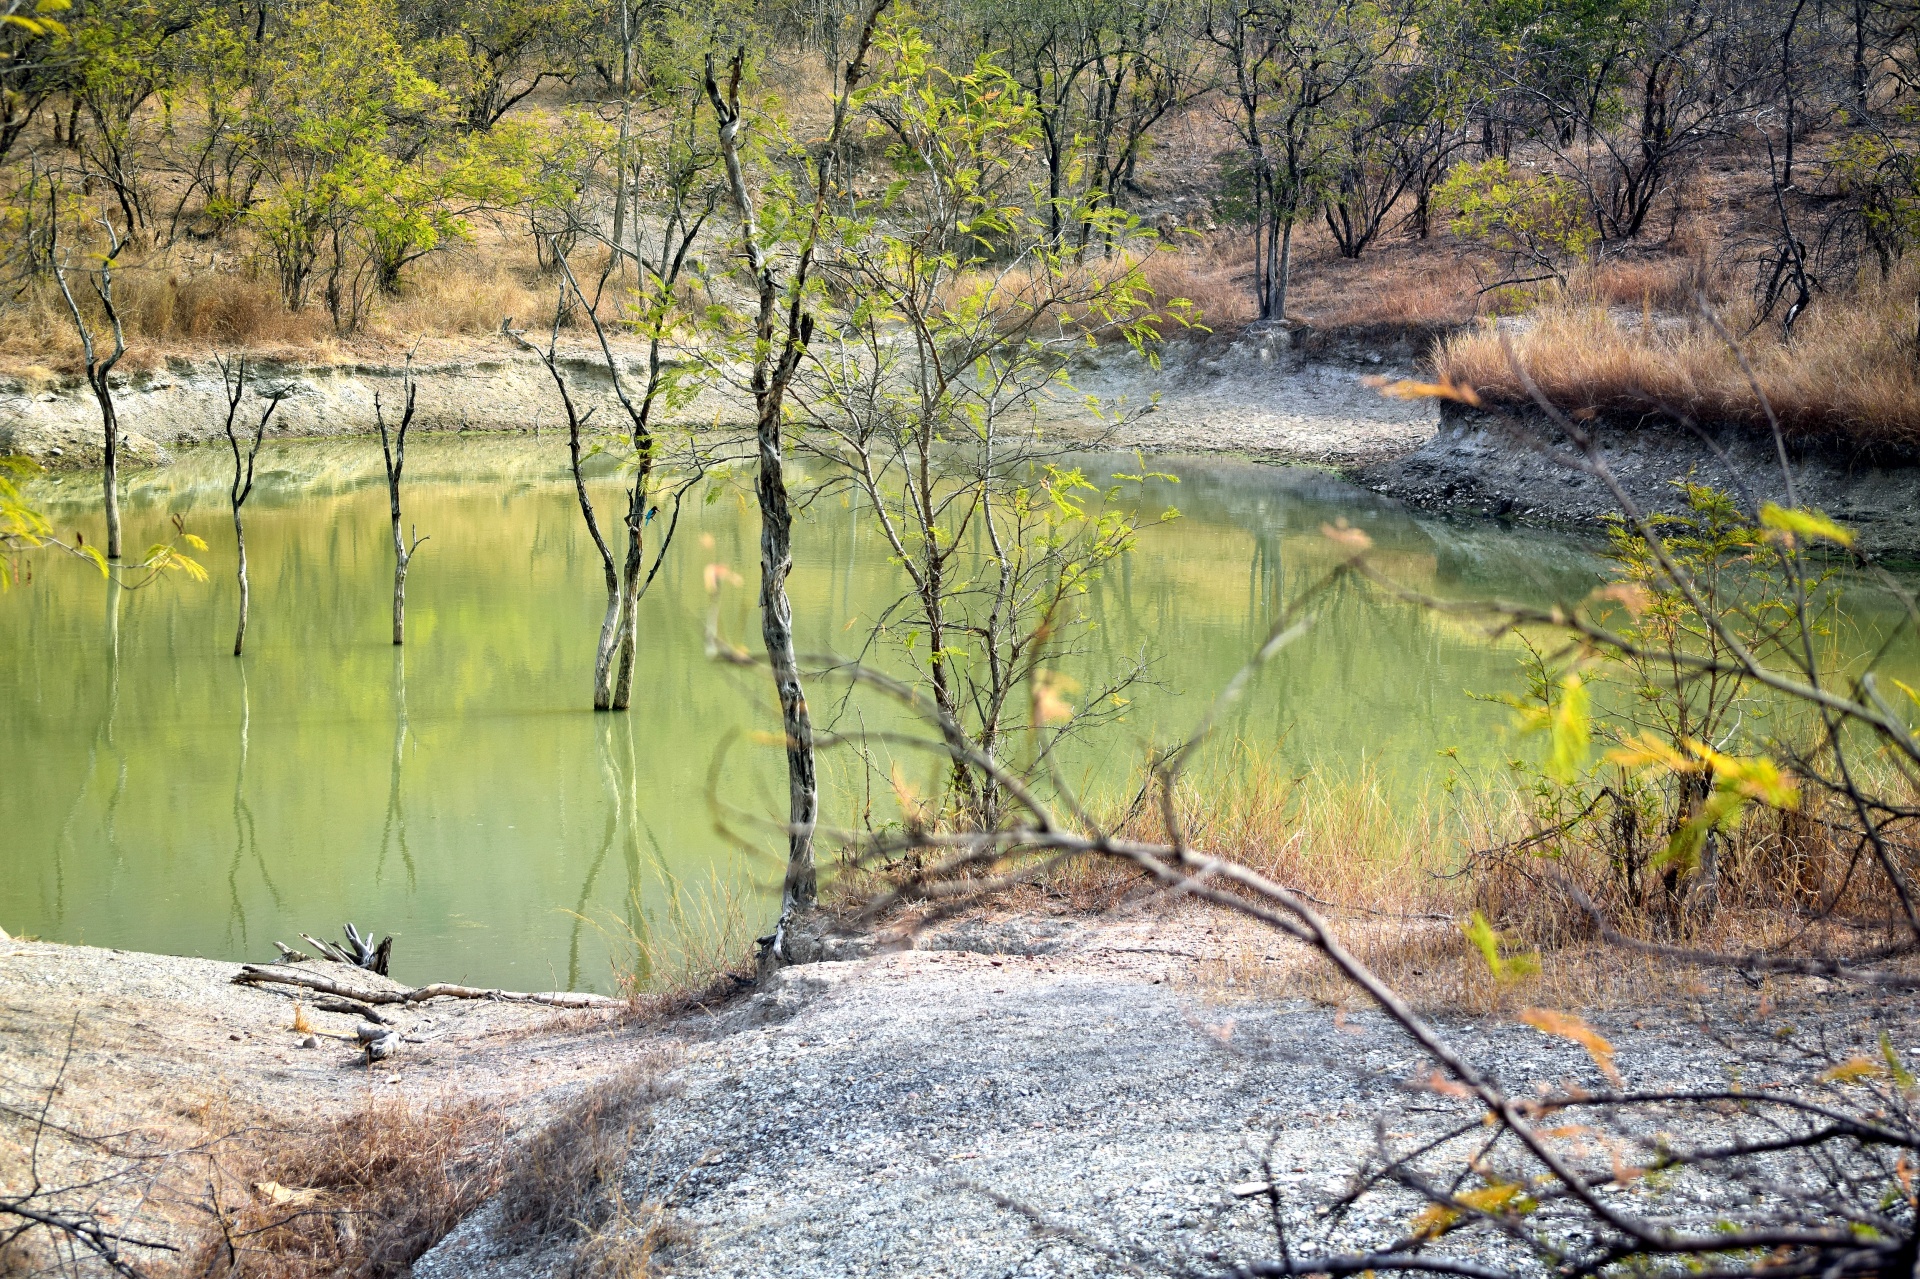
6 439 1912 991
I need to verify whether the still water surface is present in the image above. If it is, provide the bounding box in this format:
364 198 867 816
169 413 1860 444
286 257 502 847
7 440 1899 990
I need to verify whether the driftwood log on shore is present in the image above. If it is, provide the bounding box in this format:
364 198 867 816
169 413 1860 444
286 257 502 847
232 964 624 1009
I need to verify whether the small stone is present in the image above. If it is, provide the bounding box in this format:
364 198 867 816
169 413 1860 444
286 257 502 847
300 1035 318 1049
229 1033 241 1041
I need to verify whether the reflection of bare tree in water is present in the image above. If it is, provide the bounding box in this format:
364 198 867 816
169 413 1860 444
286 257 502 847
565 721 625 993
567 717 682 992
375 649 417 889
1251 525 1283 625
223 664 281 949
48 579 126 926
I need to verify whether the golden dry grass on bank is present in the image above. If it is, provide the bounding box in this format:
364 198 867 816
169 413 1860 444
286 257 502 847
879 751 1916 1016
1436 262 1920 447
1137 230 1486 337
0 239 602 375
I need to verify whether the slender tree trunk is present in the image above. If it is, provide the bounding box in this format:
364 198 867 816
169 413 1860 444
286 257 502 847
757 409 818 913
100 390 121 560
610 461 651 711
1852 0 1870 118
233 507 249 656
391 539 408 644
376 375 422 646
54 239 129 562
705 2 890 960
1275 218 1294 322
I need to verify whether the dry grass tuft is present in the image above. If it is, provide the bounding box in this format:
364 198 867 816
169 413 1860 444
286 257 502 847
1570 255 1708 311
496 1061 684 1273
192 1099 504 1279
1139 239 1258 333
1435 262 1920 447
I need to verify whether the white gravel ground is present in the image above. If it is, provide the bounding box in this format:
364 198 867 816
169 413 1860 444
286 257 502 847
419 913 1906 1278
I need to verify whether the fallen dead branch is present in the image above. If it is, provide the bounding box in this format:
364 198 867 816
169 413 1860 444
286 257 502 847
231 964 623 1009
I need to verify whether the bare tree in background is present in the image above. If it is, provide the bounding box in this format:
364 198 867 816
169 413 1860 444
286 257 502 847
375 363 428 647
52 219 128 562
218 356 285 657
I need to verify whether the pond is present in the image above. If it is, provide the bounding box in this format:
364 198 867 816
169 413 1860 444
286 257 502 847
6 439 1910 991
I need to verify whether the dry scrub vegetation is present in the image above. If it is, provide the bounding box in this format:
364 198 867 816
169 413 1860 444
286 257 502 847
191 1100 505 1279
1436 261 1920 448
173 1064 682 1279
0 240 585 374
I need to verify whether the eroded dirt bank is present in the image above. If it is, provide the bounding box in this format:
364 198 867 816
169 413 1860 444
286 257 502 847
0 336 1439 473
5 914 1903 1277
10 333 1919 559
1358 403 1920 560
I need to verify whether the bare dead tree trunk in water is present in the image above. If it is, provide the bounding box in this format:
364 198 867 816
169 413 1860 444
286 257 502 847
53 221 128 561
508 290 622 710
375 364 428 646
705 0 892 960
218 356 284 657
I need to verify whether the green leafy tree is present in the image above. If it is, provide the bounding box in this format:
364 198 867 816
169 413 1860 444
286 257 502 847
243 0 450 317
795 22 1182 827
1434 155 1595 283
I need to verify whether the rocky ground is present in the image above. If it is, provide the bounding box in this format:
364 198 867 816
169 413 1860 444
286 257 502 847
0 935 643 1272
1359 404 1920 561
417 911 1912 1278
5 909 1912 1277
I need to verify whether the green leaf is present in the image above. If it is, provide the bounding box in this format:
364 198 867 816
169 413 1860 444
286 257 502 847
1462 911 1538 985
1758 503 1854 548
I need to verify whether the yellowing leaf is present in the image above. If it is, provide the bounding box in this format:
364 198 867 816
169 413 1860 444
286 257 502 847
1410 1183 1535 1239
888 762 929 827
1545 674 1590 784
1033 670 1078 726
1457 1182 1535 1216
1521 1008 1622 1085
1590 582 1651 618
1759 503 1854 548
1410 1203 1461 1239
1820 1057 1888 1084
1605 732 1690 773
1883 1032 1917 1089
1462 911 1539 985
1363 374 1483 407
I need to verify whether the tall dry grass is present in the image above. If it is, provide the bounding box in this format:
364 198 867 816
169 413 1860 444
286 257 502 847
496 1060 686 1275
191 1099 505 1279
0 241 595 374
1435 262 1920 447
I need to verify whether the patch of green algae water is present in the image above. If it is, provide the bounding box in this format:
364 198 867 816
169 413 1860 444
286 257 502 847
6 438 1913 990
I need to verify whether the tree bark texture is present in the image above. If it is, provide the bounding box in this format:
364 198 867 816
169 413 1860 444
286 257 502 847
705 1 892 951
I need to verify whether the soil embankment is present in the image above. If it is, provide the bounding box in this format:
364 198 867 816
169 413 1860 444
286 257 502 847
9 333 1919 558
0 335 1439 474
1359 403 1920 560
